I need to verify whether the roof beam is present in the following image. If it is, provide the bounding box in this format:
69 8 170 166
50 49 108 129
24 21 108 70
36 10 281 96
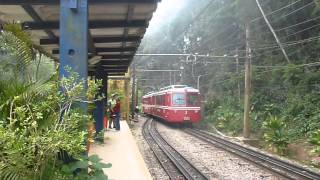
52 47 137 54
22 20 147 30
121 5 134 59
89 65 128 68
88 71 126 76
101 55 133 59
96 47 137 52
108 73 126 76
108 76 130 80
100 60 131 65
21 5 56 39
40 36 141 45
0 0 159 5
89 69 127 73
102 65 129 68
88 30 96 56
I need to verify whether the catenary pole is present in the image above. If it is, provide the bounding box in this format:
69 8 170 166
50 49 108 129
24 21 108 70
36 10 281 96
244 23 252 138
236 48 241 104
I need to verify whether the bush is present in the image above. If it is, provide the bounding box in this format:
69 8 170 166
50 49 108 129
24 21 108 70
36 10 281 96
262 116 289 155
0 68 107 179
202 96 242 135
309 130 320 156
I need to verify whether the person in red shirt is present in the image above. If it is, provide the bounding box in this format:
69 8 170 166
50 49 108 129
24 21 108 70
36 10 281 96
113 97 121 130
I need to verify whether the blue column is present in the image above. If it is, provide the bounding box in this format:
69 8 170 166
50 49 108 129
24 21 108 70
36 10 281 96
59 0 88 111
103 74 108 104
94 65 107 141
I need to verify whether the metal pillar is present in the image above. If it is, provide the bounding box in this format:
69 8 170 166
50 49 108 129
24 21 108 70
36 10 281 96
131 64 136 120
103 75 108 104
135 79 138 107
59 0 88 110
94 65 106 140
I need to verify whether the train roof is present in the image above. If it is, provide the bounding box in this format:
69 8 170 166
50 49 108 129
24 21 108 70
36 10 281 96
142 85 199 98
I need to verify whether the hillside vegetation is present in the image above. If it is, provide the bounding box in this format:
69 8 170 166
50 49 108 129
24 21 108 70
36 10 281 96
137 0 320 165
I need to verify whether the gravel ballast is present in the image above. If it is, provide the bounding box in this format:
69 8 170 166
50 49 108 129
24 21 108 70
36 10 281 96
131 117 283 179
156 122 282 180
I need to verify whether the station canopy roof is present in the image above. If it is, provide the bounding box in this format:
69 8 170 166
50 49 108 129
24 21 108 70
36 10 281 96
0 0 160 76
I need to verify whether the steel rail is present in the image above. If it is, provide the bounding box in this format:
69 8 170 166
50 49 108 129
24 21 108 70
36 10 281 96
185 128 320 180
142 119 183 179
143 119 208 180
151 121 208 180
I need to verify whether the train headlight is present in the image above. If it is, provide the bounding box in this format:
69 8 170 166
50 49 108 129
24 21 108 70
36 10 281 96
195 110 198 113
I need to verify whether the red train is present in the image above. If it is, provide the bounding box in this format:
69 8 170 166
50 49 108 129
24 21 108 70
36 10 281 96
142 85 201 124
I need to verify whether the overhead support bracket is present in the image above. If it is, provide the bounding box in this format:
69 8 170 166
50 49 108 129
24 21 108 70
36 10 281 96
67 0 78 9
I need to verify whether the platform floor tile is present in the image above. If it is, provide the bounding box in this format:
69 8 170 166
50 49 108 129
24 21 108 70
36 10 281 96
89 121 152 180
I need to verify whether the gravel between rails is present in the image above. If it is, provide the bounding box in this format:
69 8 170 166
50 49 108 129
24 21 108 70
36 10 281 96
157 122 283 180
130 117 170 180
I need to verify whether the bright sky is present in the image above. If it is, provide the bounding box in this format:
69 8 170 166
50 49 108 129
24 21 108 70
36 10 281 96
145 0 187 36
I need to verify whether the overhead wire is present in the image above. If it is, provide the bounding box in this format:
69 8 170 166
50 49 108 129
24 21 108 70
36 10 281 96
248 35 320 51
192 1 318 57
170 0 218 46
211 61 320 86
139 1 319 86
250 0 303 23
255 16 320 40
275 15 320 32
224 0 310 57
173 0 240 54
251 0 315 33
191 28 243 53
270 1 315 24
280 23 320 39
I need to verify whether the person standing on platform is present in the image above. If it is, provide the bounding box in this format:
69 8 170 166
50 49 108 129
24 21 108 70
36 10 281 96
108 94 116 129
134 106 139 122
113 97 121 130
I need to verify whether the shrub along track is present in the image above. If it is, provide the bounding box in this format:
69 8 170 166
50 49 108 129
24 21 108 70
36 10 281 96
142 119 208 180
184 128 320 180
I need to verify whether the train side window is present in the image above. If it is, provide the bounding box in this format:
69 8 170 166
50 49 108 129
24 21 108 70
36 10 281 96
156 95 161 105
161 95 165 106
187 94 200 106
173 93 185 106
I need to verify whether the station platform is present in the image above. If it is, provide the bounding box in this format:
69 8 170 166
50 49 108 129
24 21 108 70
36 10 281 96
89 121 152 180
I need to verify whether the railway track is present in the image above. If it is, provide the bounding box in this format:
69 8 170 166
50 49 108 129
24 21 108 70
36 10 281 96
142 119 208 180
184 128 320 180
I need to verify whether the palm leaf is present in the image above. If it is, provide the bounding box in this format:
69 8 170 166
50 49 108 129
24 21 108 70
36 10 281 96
0 164 21 180
0 31 33 71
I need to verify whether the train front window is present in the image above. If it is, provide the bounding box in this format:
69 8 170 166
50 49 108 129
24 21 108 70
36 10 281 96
187 94 199 106
173 93 185 106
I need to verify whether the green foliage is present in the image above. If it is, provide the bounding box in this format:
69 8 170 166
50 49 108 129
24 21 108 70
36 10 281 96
0 24 34 72
62 155 112 180
0 26 109 179
309 130 320 156
0 69 84 178
0 67 108 179
201 96 243 135
262 116 289 155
